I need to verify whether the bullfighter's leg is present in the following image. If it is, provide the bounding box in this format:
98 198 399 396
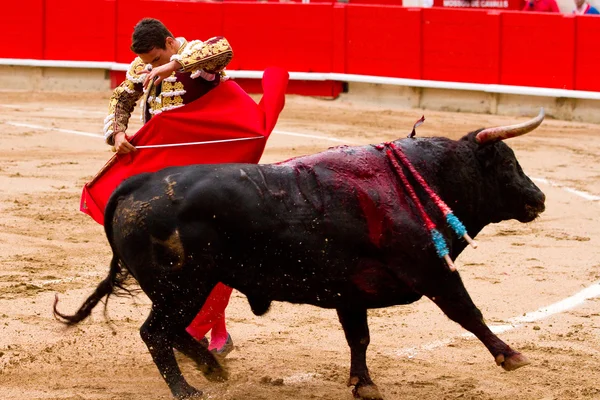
140 306 203 399
336 307 383 400
186 283 234 351
424 274 530 371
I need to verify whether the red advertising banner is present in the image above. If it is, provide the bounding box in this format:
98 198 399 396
433 0 523 9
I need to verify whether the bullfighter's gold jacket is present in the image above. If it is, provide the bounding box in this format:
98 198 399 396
103 36 233 145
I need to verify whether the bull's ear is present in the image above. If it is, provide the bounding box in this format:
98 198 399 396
475 109 544 144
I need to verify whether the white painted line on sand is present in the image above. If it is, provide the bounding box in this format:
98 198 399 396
273 129 358 144
510 281 600 324
45 107 107 116
0 104 30 109
3 104 354 145
5 121 103 139
396 281 600 358
0 103 107 116
1 104 144 123
532 177 600 201
4 119 353 145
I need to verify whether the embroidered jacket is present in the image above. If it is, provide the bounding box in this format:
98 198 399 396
103 36 233 145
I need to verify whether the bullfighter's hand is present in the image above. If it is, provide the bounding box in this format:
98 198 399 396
141 60 182 89
113 131 137 154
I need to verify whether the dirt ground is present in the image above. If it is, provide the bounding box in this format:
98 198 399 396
0 88 599 400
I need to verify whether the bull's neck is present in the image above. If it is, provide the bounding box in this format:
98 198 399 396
393 138 488 240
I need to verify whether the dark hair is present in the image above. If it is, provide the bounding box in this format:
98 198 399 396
130 18 173 54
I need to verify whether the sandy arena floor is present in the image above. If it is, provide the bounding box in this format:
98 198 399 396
0 89 599 400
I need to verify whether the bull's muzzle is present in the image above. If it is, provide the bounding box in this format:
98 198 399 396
522 190 546 222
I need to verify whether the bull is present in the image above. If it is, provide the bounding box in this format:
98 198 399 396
55 110 546 399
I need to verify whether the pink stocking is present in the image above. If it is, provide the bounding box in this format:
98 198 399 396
186 283 233 349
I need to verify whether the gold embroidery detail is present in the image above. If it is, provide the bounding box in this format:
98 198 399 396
162 96 184 108
128 58 146 83
177 37 233 73
162 80 185 93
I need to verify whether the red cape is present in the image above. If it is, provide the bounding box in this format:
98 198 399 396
81 67 289 225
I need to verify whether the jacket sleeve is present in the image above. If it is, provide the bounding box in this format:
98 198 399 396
103 58 146 145
171 37 234 74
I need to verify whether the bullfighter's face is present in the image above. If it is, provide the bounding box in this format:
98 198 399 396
137 37 179 69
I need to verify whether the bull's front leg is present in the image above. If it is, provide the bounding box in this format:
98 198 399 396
140 308 202 399
336 307 383 400
425 273 530 371
172 329 228 382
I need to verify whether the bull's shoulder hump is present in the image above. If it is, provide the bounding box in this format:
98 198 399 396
393 136 469 158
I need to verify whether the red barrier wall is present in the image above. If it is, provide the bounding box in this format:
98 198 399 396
1 2 599 96
574 16 600 92
1 0 44 59
422 8 501 84
223 3 335 72
500 11 575 89
45 0 117 62
332 4 347 73
345 5 421 78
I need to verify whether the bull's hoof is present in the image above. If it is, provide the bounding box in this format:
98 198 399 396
199 363 229 382
352 384 384 400
173 385 203 399
495 352 530 371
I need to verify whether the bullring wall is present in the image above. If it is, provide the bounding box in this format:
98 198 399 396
1 0 599 123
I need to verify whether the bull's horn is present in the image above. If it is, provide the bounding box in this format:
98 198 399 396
475 108 545 144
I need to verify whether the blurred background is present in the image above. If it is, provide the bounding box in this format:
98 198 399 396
1 0 599 122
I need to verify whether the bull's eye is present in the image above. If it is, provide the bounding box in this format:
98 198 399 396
503 159 516 169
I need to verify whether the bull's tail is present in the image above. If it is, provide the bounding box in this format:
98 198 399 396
55 177 143 325
53 255 127 325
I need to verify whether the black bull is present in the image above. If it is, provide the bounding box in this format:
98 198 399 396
55 110 546 400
